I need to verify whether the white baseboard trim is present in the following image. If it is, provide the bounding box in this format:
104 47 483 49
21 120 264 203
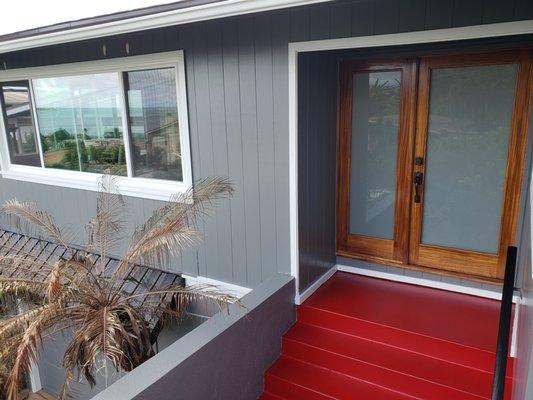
296 266 338 305
335 264 515 301
182 274 252 298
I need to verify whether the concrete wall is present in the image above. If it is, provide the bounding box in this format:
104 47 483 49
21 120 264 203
92 273 295 400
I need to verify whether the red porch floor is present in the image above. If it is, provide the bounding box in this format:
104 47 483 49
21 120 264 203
261 272 514 400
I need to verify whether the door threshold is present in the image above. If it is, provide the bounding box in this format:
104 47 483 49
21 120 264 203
336 263 519 302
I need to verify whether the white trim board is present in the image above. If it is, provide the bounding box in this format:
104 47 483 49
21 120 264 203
297 266 337 305
288 20 533 302
0 0 333 54
182 274 252 299
295 263 519 304
336 264 522 302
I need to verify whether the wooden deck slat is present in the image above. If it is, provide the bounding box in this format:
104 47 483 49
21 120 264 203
27 390 56 400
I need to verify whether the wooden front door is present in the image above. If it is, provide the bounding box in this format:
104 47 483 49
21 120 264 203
337 50 532 281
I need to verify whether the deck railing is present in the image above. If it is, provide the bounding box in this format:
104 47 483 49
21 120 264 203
491 246 517 400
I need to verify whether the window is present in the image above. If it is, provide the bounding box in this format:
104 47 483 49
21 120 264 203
33 73 126 175
124 68 182 181
0 81 40 167
0 52 192 201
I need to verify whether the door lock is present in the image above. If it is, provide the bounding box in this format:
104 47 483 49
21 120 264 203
414 172 424 203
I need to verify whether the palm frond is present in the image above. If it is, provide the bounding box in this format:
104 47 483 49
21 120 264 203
1 200 69 250
86 176 125 274
0 306 46 348
0 277 47 304
116 177 233 276
6 302 68 399
63 304 152 387
0 176 237 400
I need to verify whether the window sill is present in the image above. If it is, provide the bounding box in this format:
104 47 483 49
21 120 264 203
0 166 190 202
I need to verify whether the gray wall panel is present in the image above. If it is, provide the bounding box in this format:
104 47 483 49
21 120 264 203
330 1 352 38
255 14 279 282
425 0 454 30
271 10 291 280
297 52 338 292
222 19 248 286
238 16 263 286
351 0 375 36
398 0 426 32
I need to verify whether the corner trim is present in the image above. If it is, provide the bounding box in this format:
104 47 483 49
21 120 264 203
297 266 337 305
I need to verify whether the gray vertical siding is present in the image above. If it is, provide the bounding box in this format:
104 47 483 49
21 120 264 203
0 0 532 292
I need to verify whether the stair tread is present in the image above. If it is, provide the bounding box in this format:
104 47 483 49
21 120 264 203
298 305 502 374
284 322 509 399
266 356 422 400
259 272 515 400
305 272 501 351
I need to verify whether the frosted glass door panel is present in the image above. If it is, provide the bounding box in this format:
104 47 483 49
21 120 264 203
349 71 401 239
421 64 517 253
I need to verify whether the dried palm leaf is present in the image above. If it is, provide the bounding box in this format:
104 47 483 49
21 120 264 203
1 200 69 250
116 177 233 275
86 176 125 274
0 175 235 400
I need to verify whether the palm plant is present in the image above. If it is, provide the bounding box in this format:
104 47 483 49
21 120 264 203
0 176 235 400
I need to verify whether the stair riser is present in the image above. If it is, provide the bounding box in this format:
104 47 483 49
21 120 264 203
259 392 288 400
265 374 335 400
282 339 486 400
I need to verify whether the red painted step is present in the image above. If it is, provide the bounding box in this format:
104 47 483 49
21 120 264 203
303 273 501 351
258 392 287 400
265 356 422 400
283 322 493 398
297 305 497 374
260 272 514 400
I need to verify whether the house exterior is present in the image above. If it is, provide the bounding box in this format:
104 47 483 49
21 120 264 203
0 0 532 399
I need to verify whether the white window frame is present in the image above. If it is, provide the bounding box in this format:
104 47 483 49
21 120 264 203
0 51 192 201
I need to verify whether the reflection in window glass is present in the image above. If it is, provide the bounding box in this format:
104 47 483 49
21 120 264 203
125 68 182 181
0 81 40 166
349 71 401 239
32 73 126 175
421 64 517 253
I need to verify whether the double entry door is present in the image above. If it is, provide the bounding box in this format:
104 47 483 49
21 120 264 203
337 50 532 280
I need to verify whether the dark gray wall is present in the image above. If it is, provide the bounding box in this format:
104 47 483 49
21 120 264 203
0 0 532 292
298 52 338 293
92 274 295 400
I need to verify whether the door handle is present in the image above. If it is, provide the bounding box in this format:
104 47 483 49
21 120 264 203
414 172 423 203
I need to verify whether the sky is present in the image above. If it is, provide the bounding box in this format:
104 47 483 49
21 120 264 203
0 0 179 36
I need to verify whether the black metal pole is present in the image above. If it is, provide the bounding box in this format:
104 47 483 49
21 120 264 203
491 246 517 400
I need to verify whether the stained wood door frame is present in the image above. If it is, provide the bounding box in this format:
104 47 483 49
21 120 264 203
409 50 533 279
337 59 416 264
337 49 533 280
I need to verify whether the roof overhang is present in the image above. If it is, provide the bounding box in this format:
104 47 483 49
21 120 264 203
0 0 333 55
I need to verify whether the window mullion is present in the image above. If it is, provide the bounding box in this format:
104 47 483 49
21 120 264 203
118 72 134 178
28 80 45 168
